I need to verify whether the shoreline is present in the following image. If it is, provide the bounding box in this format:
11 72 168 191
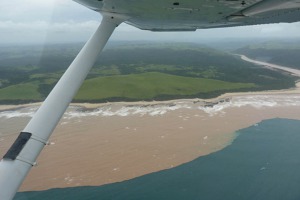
1 55 300 111
1 57 300 191
1 81 300 111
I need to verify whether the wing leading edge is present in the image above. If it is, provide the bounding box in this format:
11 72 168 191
74 0 300 31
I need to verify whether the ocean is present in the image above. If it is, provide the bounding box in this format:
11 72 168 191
14 118 300 200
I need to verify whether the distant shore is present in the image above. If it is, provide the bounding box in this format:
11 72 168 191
239 54 300 77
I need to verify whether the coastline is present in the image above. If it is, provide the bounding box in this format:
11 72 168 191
1 57 300 191
1 81 300 112
1 54 300 112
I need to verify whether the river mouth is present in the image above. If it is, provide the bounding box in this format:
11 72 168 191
239 54 300 77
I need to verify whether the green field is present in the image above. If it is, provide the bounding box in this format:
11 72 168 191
0 72 256 103
0 82 42 101
75 72 256 101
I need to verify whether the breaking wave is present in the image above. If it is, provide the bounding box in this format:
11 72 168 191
1 94 300 119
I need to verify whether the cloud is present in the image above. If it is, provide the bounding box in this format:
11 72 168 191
259 23 300 37
0 0 99 23
0 20 100 44
0 0 101 44
0 0 56 22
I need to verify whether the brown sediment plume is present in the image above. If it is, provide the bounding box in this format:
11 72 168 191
1 95 300 191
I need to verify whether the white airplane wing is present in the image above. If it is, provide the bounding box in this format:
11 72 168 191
74 0 300 31
1 1 300 200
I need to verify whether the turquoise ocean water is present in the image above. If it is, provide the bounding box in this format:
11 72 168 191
14 118 300 200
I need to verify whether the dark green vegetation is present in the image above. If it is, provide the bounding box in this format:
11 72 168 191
236 40 300 69
0 42 296 104
15 118 300 200
75 72 255 102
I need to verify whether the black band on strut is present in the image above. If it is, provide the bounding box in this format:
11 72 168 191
3 132 32 160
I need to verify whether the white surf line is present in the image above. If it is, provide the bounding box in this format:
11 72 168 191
238 54 300 77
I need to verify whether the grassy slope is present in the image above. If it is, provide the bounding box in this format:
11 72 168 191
0 82 42 100
75 72 256 101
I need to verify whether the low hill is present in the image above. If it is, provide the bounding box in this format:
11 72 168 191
0 42 296 104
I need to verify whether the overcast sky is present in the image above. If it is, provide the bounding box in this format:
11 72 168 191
1 0 300 45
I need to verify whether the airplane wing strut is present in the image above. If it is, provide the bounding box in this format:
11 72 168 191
0 14 125 200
